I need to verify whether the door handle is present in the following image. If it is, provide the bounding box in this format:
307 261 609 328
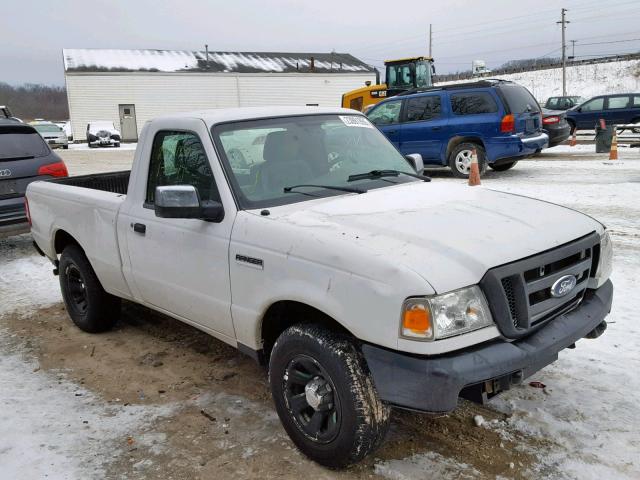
132 222 146 234
431 126 442 131
387 129 398 134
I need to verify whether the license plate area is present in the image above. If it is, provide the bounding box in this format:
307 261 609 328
0 180 19 196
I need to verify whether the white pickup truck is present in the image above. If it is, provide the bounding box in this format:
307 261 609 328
27 107 613 467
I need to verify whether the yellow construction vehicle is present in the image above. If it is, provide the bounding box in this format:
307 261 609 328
342 56 435 111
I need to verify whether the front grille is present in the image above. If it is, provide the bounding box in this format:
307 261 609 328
480 232 599 339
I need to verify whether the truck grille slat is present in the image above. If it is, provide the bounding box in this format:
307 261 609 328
480 232 600 339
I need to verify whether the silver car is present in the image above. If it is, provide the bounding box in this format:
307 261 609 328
31 121 69 149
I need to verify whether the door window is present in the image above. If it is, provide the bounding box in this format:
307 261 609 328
581 98 604 112
146 131 219 204
405 95 441 122
367 101 401 125
634 95 640 107
450 92 498 115
606 96 630 109
547 98 559 109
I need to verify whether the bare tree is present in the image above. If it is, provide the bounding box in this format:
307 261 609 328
0 83 69 121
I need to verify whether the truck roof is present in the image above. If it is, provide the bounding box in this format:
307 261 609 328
151 106 362 126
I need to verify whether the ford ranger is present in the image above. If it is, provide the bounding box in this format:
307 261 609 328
27 107 613 468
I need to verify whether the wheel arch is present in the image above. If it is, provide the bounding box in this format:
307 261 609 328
53 228 84 255
446 135 486 161
259 300 355 364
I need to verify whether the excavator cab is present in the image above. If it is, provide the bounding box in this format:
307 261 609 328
341 57 434 111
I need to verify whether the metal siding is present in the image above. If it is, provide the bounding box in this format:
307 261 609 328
66 73 374 140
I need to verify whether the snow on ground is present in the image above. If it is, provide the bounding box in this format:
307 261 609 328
68 142 137 151
0 236 177 479
438 59 640 102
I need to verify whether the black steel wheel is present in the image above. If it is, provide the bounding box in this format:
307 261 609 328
283 354 341 443
269 324 390 468
59 244 120 333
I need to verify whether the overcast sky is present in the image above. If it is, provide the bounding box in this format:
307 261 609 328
3 0 640 85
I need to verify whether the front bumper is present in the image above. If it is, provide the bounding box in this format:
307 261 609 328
363 279 613 413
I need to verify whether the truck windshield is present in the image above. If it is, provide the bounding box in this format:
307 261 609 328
414 61 432 88
212 114 417 209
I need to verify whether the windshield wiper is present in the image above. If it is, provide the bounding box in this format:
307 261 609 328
283 184 367 194
348 169 431 183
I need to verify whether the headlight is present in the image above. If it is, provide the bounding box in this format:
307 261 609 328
593 229 613 288
400 285 494 341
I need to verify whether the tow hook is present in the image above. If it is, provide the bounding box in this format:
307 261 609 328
585 321 607 339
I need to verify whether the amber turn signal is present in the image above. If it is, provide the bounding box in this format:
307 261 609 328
401 302 432 338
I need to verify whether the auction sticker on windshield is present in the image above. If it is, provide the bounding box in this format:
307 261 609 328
340 115 373 128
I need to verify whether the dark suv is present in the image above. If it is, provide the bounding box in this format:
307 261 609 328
366 80 548 178
566 94 640 132
0 122 68 236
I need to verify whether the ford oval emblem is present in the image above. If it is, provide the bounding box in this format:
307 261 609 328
551 275 577 298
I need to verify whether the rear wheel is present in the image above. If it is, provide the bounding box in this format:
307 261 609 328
269 324 390 468
448 142 487 179
59 245 120 333
489 160 518 171
114 142 121 148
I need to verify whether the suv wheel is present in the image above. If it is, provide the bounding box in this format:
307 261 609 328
448 142 487 179
269 324 390 468
59 245 120 333
489 160 518 171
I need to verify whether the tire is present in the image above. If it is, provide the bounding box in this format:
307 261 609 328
448 142 487 179
114 142 121 148
63 145 69 150
269 324 390 468
59 245 120 333
489 160 518 171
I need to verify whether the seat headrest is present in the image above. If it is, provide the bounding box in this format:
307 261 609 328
263 130 298 164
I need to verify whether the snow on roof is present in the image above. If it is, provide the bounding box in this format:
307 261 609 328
63 49 375 74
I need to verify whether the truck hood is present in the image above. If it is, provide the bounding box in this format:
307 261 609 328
267 182 601 293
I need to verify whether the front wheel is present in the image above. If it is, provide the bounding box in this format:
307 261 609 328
489 160 518 171
448 142 487 179
269 324 390 468
59 245 120 333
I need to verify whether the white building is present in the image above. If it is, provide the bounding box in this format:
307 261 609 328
63 48 376 142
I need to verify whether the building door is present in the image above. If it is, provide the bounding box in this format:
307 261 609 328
118 104 138 142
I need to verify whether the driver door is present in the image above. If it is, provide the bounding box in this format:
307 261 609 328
119 119 236 339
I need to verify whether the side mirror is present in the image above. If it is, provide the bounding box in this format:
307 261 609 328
576 107 582 113
405 153 424 173
154 185 224 222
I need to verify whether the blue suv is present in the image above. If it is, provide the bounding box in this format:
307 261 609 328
565 94 640 132
366 80 548 178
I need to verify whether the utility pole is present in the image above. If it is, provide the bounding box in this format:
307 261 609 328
557 8 570 96
428 24 432 57
205 44 209 70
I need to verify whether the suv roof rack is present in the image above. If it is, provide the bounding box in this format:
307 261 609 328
396 79 514 97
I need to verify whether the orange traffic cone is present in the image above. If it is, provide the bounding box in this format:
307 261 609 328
468 148 481 186
569 131 577 147
609 129 618 160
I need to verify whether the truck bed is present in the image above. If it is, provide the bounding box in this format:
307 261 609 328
52 170 130 195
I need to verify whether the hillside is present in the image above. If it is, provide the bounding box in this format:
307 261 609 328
437 59 640 102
